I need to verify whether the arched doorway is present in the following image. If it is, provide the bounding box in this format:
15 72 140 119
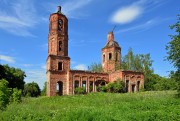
56 81 63 96
95 80 106 92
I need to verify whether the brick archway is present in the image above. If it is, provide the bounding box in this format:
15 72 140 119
57 81 63 96
95 80 106 92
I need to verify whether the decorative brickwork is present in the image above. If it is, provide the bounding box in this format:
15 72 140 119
46 6 144 96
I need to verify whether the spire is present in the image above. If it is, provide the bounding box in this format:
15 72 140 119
107 31 114 42
57 6 61 13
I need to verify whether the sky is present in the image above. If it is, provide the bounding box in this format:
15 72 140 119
0 0 179 89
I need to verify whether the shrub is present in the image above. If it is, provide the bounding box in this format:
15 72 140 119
89 86 93 92
11 88 22 103
74 87 86 94
106 79 125 93
0 79 10 110
97 86 107 92
0 79 23 110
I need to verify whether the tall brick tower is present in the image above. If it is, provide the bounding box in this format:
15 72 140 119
102 31 121 73
46 6 70 96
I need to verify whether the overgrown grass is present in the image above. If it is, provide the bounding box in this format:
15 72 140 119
0 91 180 121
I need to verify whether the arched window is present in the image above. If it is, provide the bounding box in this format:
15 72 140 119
58 19 63 32
58 62 63 70
82 81 86 92
109 53 112 60
56 81 63 95
74 80 79 88
116 52 118 61
103 54 105 62
59 41 62 51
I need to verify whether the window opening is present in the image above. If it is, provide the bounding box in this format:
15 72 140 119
103 54 105 62
56 81 63 95
59 41 62 51
58 62 63 70
74 80 79 88
109 53 112 60
82 81 86 92
126 80 129 92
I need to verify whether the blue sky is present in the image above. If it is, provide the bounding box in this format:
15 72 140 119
0 0 179 89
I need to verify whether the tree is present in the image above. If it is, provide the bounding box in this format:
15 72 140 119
24 82 41 97
121 48 153 74
41 81 47 96
88 62 103 73
121 48 155 90
166 15 180 96
0 64 26 90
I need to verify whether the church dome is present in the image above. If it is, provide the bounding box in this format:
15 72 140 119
105 40 120 48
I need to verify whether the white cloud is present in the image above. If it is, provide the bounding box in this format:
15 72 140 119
115 18 172 34
111 6 142 24
21 64 33 67
0 55 15 63
0 0 38 36
115 19 156 33
24 69 46 89
110 0 163 24
62 0 92 18
74 64 87 70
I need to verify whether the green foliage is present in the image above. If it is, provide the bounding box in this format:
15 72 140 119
145 74 178 91
0 79 10 110
0 79 22 110
74 87 86 94
97 78 125 93
106 79 125 93
11 88 22 103
166 15 180 96
121 48 153 74
166 14 180 70
120 48 178 91
88 62 103 73
24 82 41 97
169 71 180 97
97 86 107 92
41 81 47 96
0 64 26 90
120 48 155 91
0 91 179 120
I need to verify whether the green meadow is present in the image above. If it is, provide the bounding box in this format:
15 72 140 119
0 91 180 121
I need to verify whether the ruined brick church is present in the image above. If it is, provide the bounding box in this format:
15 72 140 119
46 6 144 96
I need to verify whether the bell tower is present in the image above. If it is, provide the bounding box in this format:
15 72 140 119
48 6 68 57
47 6 70 96
102 31 121 73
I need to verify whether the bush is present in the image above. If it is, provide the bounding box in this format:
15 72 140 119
11 88 22 103
97 86 107 92
106 79 125 93
74 87 86 94
0 79 23 110
0 79 10 110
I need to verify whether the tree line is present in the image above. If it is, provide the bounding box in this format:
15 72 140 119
0 64 41 110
